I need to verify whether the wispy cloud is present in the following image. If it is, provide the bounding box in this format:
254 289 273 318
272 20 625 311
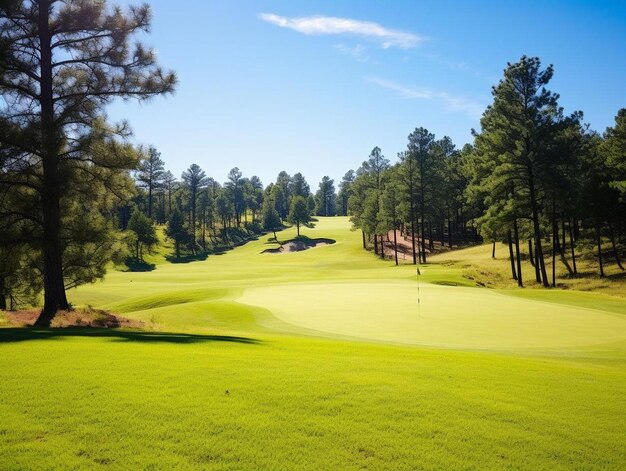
367 77 484 118
333 43 369 62
259 13 422 49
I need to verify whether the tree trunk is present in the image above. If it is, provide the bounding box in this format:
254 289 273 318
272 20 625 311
507 230 517 280
0 276 6 311
374 234 379 255
557 217 574 276
409 188 417 265
552 211 557 287
190 189 197 255
148 181 153 219
535 239 544 284
492 240 496 259
296 222 300 237
393 229 398 266
596 218 604 277
428 220 434 251
448 217 452 247
608 220 624 270
528 239 535 267
161 193 167 224
36 3 70 327
202 219 206 251
419 157 426 264
513 219 523 287
527 164 549 287
362 231 366 249
420 217 427 264
569 219 577 275
417 231 422 264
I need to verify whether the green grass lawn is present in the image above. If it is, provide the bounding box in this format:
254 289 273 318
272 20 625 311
1 217 625 469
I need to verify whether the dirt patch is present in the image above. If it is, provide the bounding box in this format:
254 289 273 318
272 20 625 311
2 308 144 329
262 238 335 254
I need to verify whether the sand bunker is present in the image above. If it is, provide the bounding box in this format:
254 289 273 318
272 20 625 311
262 238 335 254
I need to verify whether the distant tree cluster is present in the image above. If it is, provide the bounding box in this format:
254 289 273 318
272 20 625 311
343 57 626 286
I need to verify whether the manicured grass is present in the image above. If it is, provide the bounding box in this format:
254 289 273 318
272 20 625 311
1 217 625 469
239 281 626 349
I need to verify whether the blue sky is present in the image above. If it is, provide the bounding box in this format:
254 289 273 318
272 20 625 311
108 0 626 189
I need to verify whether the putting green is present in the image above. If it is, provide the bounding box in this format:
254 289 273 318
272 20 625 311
238 281 626 349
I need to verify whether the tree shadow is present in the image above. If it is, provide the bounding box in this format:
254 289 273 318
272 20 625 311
165 253 209 264
0 328 260 345
607 270 626 281
123 259 156 272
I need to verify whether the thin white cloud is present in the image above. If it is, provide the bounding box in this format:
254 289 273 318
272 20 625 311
333 43 370 62
259 13 422 49
367 77 484 118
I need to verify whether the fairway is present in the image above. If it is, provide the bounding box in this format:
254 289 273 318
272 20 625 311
2 217 626 470
239 281 626 349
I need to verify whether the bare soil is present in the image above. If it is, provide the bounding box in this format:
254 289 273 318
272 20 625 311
2 308 144 329
379 230 460 261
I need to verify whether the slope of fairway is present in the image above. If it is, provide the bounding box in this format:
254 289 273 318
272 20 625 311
67 216 626 351
2 217 626 470
238 280 626 349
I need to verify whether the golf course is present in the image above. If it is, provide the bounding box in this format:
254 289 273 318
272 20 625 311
1 217 625 469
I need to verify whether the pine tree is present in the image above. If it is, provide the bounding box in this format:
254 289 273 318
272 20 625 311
127 208 158 262
136 146 165 219
165 210 190 259
288 195 312 237
262 198 282 240
473 56 569 287
181 164 208 251
0 0 175 325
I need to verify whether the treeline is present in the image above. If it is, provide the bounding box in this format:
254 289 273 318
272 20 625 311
122 154 339 262
344 57 626 287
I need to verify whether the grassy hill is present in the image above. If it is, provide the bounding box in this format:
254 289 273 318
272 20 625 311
1 217 625 469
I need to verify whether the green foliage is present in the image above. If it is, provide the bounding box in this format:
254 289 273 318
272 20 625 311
262 198 282 238
287 195 312 236
602 108 626 200
315 176 337 216
136 146 165 219
337 169 355 216
127 208 158 263
165 210 192 259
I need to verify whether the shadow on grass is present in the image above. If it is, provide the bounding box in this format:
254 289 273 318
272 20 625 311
165 253 209 264
123 259 156 272
0 328 260 345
